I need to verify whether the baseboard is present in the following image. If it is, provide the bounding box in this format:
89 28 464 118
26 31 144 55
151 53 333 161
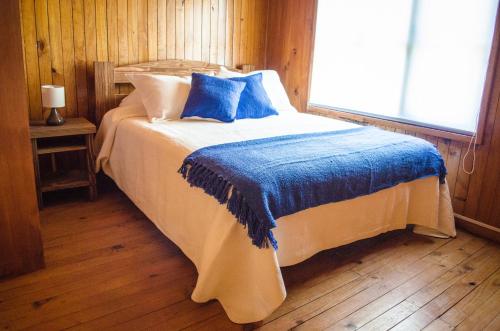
454 213 500 243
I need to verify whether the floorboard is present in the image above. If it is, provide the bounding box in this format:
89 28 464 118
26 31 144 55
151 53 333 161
0 187 499 330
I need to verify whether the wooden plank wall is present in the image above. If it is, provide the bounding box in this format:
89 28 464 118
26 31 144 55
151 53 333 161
266 0 500 230
1 0 44 277
266 0 316 114
20 0 269 122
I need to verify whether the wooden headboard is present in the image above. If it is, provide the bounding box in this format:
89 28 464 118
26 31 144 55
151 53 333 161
94 60 251 126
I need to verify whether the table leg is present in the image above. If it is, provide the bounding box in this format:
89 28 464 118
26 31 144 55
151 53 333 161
31 138 43 208
85 134 97 201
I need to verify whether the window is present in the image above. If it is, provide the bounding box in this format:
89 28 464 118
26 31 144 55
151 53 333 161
310 0 499 134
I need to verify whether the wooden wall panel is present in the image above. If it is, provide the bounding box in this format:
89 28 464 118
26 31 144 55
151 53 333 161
175 0 184 59
21 0 269 121
266 0 316 113
60 0 77 118
47 0 65 108
225 0 234 67
217 0 226 64
138 0 149 62
193 0 203 60
72 0 89 119
34 0 53 98
147 0 158 61
268 0 500 230
21 0 42 120
1 0 44 277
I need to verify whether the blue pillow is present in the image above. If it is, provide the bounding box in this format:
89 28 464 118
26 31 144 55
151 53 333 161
230 73 279 119
181 73 246 123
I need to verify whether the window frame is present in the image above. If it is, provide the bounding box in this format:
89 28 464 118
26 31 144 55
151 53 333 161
307 1 500 144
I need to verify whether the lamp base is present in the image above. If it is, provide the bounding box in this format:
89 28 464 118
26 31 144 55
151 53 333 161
46 108 65 126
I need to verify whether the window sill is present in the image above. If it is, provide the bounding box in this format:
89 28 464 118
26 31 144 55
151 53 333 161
307 104 479 144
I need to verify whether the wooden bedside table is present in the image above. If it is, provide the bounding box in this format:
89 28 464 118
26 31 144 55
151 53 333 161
30 118 97 208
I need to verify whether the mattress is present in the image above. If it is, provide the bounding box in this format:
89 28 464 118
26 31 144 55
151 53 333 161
95 105 456 323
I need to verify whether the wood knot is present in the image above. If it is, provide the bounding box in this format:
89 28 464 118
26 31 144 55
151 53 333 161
111 244 124 251
463 265 474 271
32 296 55 309
345 322 357 329
37 40 45 52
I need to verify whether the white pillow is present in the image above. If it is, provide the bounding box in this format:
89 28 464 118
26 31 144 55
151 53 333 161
126 74 192 122
119 89 143 107
217 67 296 112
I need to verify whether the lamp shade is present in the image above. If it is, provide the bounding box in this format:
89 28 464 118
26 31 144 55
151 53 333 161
41 85 65 108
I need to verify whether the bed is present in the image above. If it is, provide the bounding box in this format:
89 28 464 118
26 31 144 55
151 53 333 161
93 60 456 324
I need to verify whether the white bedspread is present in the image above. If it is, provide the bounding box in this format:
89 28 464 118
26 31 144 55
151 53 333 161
95 106 456 323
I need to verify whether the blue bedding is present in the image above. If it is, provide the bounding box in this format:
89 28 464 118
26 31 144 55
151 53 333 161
179 127 447 249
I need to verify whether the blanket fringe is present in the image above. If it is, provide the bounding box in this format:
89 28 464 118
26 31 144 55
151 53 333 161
179 161 277 249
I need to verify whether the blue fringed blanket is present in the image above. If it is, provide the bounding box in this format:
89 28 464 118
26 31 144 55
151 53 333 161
179 127 446 249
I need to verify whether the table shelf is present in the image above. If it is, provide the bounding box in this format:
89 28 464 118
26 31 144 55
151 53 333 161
41 170 90 193
37 144 87 155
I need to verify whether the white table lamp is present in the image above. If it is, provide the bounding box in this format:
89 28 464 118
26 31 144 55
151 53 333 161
42 85 65 126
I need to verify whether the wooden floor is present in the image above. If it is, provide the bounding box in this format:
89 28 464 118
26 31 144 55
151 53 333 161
1 187 499 331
